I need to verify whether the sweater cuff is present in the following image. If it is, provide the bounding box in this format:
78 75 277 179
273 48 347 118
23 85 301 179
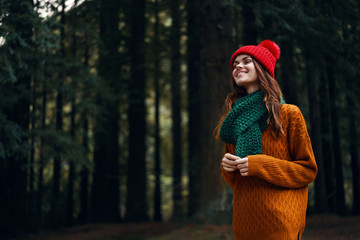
220 162 235 187
247 154 266 177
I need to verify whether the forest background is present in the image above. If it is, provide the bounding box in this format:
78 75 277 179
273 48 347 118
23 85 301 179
0 0 360 239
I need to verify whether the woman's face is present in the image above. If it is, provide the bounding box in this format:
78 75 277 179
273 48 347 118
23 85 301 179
232 54 259 94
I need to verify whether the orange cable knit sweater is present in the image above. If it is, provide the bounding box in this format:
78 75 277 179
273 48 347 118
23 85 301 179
221 104 318 240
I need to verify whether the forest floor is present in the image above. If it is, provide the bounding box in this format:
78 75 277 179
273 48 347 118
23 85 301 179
20 214 360 240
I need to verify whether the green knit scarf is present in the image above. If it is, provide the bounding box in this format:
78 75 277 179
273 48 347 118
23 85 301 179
219 90 268 158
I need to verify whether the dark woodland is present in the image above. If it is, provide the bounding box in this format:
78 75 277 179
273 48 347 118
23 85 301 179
0 0 360 239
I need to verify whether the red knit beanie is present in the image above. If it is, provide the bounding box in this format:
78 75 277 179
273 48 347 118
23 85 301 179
230 40 280 78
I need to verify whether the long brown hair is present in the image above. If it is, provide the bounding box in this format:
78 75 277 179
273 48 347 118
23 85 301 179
214 58 285 139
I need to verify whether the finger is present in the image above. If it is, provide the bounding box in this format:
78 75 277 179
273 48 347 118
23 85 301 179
223 158 239 166
236 161 248 168
223 166 236 172
235 157 248 165
239 167 248 173
236 164 245 170
224 153 239 160
240 171 248 176
223 162 237 169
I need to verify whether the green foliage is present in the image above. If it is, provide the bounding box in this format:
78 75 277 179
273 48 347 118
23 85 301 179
0 0 35 159
0 114 28 159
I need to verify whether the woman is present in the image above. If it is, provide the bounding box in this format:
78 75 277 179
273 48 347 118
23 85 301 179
215 40 317 240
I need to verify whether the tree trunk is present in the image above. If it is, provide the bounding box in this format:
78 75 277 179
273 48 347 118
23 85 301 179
347 93 360 214
28 3 36 212
0 0 32 234
153 0 162 222
91 0 121 222
304 49 327 213
79 36 90 224
326 59 346 214
280 40 298 105
67 0 78 226
186 0 202 219
341 14 360 216
29 67 37 212
232 0 242 48
126 0 148 221
187 0 232 222
79 113 90 223
319 73 336 212
37 38 49 226
52 0 66 225
171 0 183 220
240 0 257 45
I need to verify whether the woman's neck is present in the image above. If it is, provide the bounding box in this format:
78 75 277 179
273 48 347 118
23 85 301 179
246 85 260 94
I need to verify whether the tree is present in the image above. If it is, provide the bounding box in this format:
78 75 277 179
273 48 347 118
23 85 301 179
340 6 360 214
66 0 78 226
79 35 91 224
347 91 360 214
126 0 148 221
240 0 257 45
171 0 183 220
319 71 336 212
326 56 346 214
36 17 51 227
279 39 298 105
51 0 66 225
187 0 232 221
304 47 327 213
0 0 34 234
91 0 121 222
153 0 162 222
186 0 202 218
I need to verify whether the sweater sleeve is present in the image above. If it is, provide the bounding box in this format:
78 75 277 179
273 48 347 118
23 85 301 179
247 105 318 188
220 143 236 187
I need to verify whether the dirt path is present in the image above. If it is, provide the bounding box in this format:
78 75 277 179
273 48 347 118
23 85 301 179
19 215 360 240
303 215 360 240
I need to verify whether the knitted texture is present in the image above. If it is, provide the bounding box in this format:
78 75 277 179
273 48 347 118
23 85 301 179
230 40 280 78
220 104 317 240
219 90 268 158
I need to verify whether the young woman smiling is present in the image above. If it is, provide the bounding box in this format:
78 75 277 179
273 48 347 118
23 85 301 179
215 40 318 240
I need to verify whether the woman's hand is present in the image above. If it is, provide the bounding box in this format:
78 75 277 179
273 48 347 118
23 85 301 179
236 157 249 176
222 153 249 176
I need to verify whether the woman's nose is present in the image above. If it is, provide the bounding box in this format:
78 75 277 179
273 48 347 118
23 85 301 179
236 63 243 69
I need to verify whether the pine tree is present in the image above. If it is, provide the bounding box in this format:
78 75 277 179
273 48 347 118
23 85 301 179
126 0 148 221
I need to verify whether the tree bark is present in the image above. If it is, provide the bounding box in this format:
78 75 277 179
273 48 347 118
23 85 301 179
326 59 346 214
37 36 49 226
341 12 360 216
304 48 327 213
126 0 148 221
186 0 202 219
187 0 232 221
29 63 37 212
171 0 183 220
240 0 257 45
91 0 121 222
67 0 78 226
347 92 360 214
319 73 336 212
52 0 66 225
79 36 90 224
153 0 162 222
280 40 298 105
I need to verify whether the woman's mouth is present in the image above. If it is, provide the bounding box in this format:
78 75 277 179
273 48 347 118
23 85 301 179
237 71 247 77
